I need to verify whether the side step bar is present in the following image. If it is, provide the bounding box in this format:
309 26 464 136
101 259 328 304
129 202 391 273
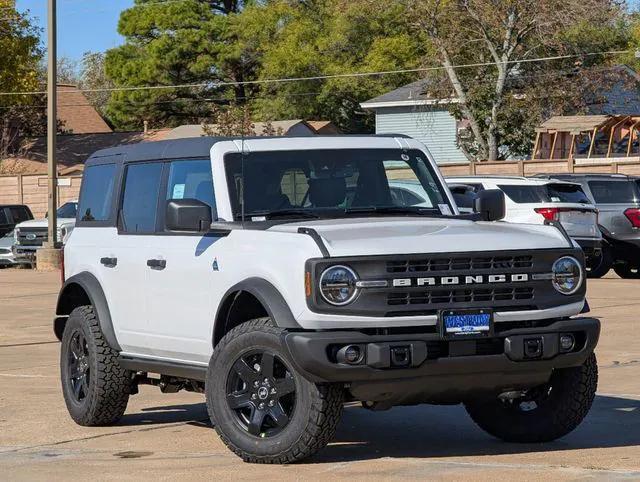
118 356 207 382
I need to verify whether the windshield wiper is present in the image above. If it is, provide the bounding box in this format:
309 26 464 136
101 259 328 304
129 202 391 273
244 209 321 220
344 206 442 216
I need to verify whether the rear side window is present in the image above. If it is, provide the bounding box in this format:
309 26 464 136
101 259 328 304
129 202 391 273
9 206 31 223
498 185 544 204
166 159 216 218
545 184 590 204
78 164 117 222
0 209 8 225
121 163 163 233
588 181 639 204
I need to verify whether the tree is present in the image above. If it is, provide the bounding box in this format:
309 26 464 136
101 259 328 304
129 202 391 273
236 0 427 132
105 0 259 130
406 0 629 160
0 1 45 158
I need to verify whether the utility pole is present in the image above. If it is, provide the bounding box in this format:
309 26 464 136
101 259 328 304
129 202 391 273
37 0 61 270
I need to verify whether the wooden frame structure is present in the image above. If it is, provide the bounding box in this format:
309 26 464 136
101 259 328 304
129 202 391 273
532 115 640 163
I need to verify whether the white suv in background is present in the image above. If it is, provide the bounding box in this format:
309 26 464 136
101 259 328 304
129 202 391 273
446 177 602 273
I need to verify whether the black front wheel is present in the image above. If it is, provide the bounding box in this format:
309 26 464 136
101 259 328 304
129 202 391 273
206 318 343 464
465 353 598 443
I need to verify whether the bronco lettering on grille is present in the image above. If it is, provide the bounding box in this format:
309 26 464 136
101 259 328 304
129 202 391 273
392 273 529 287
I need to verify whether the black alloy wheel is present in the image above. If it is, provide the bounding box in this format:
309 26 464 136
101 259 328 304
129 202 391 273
67 330 91 402
226 350 296 438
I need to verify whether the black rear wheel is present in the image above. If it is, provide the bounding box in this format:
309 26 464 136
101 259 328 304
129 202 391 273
465 353 597 443
206 318 343 464
613 262 640 279
60 306 131 426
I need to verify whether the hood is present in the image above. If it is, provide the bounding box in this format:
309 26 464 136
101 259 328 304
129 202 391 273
16 218 75 229
269 217 571 257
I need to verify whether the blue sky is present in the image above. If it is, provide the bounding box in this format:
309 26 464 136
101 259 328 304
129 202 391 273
16 0 134 61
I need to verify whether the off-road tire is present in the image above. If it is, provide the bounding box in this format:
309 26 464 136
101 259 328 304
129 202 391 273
206 318 343 464
465 353 598 443
613 262 640 279
60 305 131 425
586 248 613 278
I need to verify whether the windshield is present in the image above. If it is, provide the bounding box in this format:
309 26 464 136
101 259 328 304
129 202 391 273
57 202 78 218
498 183 590 204
224 149 451 220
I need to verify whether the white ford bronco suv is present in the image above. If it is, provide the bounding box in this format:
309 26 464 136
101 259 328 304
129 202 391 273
54 136 599 464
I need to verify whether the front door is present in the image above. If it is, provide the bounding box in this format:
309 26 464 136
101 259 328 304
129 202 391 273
143 159 222 364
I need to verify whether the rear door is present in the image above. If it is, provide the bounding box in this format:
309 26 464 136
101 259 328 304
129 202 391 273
587 179 640 237
107 161 165 356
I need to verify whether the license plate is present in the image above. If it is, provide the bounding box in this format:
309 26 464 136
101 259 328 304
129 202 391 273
559 210 595 225
440 309 492 337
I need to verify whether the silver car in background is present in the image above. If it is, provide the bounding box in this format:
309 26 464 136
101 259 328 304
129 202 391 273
535 174 640 278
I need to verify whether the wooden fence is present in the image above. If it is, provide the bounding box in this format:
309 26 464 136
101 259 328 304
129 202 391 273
0 173 82 218
438 157 640 177
2 157 639 219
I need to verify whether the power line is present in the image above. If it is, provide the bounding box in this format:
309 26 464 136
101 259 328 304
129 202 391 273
0 48 634 97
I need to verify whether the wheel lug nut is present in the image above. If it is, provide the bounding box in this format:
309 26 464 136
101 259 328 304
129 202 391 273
270 388 276 394
258 402 265 410
268 400 275 407
263 378 269 384
253 381 259 387
251 393 257 400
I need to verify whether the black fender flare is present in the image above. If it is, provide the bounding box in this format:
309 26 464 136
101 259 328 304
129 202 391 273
214 278 301 341
55 272 121 351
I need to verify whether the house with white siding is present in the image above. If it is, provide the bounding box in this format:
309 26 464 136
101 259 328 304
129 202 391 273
361 79 468 164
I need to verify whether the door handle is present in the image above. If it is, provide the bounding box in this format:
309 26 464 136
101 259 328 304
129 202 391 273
100 257 117 268
146 258 167 270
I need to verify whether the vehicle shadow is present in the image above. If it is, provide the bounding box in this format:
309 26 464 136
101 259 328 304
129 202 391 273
314 394 640 463
117 403 209 426
114 395 640 462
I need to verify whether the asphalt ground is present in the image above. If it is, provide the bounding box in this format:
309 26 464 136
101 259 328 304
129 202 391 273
0 269 639 480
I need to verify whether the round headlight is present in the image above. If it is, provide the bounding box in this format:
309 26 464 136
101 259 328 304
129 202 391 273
552 256 583 295
319 265 359 306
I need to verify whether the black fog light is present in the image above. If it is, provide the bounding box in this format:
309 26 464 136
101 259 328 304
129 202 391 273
337 345 364 365
559 334 575 352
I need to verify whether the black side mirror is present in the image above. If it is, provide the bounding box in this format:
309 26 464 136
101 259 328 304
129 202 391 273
474 189 505 221
166 199 213 232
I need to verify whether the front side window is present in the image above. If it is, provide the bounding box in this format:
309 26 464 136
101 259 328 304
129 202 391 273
166 159 216 220
121 163 163 233
224 149 450 220
9 207 31 223
78 164 116 222
588 180 639 204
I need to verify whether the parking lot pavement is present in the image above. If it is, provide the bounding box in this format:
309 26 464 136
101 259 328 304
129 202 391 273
0 269 639 481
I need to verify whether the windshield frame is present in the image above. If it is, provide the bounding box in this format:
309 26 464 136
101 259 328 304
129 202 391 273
222 148 456 221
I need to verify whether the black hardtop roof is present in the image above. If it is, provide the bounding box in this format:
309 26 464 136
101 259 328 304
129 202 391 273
85 134 412 166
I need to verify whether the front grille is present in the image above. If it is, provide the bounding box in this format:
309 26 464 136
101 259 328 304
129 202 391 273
17 227 47 247
388 287 534 306
386 255 533 273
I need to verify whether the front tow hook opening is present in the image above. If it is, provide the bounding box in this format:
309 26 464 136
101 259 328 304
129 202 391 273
390 346 412 367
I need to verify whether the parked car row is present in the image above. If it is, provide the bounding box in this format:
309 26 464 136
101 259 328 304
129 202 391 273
0 201 78 268
389 173 639 279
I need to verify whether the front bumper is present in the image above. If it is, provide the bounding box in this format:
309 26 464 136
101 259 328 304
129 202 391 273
283 317 599 405
12 245 38 262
